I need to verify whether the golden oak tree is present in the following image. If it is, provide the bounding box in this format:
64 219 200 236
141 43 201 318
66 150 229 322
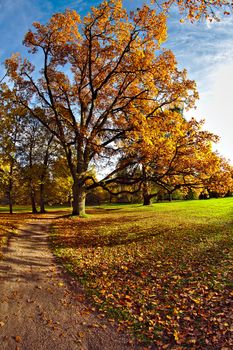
203 155 233 196
119 110 228 204
5 0 198 215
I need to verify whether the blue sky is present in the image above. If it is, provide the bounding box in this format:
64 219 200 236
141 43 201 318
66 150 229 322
0 0 232 164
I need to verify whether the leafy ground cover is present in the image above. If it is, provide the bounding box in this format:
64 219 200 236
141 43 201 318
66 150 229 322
0 209 47 259
0 217 16 258
51 198 233 349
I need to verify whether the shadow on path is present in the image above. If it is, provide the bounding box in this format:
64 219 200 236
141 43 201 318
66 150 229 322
0 217 133 350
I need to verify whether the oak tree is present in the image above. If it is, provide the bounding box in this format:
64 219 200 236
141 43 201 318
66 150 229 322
5 0 197 215
119 110 225 205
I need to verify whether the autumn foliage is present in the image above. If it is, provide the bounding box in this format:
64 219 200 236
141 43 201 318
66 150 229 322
1 0 233 214
52 200 233 348
3 0 201 215
153 0 233 21
0 1 232 348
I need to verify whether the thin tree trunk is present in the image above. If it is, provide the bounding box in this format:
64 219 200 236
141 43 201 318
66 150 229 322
8 164 13 214
8 187 13 214
39 182 46 213
142 165 152 206
168 193 172 202
39 135 53 213
30 189 38 214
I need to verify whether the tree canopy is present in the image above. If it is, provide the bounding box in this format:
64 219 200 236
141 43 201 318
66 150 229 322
154 0 233 21
1 0 232 214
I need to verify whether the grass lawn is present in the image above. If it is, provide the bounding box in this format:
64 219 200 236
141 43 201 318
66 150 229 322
51 198 233 349
0 200 232 347
0 204 72 213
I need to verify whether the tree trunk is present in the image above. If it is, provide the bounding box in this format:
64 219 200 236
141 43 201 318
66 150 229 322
72 181 86 216
8 165 13 214
143 194 152 206
168 193 172 202
109 194 113 204
8 188 13 214
39 136 53 213
39 182 46 213
142 178 152 206
30 189 38 214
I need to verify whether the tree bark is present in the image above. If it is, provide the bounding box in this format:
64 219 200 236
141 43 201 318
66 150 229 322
142 175 152 206
39 182 46 213
30 189 38 214
39 135 53 213
109 194 113 204
8 188 13 214
143 194 152 206
72 181 86 216
8 164 13 214
142 165 152 206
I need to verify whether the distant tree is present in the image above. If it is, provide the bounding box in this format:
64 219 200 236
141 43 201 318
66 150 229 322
17 116 59 213
47 157 73 206
0 87 25 213
204 156 233 197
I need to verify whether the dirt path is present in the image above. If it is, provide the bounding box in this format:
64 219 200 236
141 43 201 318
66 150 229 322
0 217 133 350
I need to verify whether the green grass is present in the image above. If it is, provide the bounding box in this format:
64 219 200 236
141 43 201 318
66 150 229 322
0 205 30 213
0 204 73 213
36 198 233 347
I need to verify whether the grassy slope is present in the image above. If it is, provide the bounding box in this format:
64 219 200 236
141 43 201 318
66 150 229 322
53 199 232 347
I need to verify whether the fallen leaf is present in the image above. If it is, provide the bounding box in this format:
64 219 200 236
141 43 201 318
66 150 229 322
15 336 22 343
173 330 180 342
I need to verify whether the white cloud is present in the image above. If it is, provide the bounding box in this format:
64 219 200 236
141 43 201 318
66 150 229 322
186 61 233 164
165 11 233 164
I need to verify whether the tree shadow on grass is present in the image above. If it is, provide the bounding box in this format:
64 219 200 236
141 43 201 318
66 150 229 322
53 216 233 272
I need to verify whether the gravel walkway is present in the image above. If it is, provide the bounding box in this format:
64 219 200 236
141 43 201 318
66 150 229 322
0 218 132 350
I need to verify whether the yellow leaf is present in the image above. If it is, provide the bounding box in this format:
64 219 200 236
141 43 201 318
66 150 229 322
191 298 201 304
174 329 180 342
